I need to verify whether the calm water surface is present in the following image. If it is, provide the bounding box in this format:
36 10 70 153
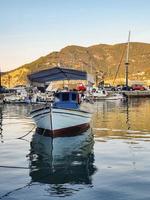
0 99 150 200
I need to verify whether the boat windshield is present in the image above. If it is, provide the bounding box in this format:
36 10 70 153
72 93 77 101
53 92 79 109
62 93 69 101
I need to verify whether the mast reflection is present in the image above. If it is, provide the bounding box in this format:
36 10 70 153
124 98 131 130
29 128 96 187
0 105 3 143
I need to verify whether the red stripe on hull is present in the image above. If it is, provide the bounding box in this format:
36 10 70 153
36 123 90 137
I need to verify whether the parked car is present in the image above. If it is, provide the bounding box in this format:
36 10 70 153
76 83 86 91
121 85 133 91
99 84 116 91
131 84 146 91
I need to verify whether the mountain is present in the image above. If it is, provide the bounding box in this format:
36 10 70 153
2 42 150 87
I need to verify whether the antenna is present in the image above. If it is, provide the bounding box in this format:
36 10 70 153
125 31 131 87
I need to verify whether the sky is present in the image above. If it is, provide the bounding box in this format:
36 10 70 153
0 0 150 72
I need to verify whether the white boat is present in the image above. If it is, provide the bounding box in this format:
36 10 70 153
29 67 92 137
31 92 91 137
0 94 4 104
86 88 124 101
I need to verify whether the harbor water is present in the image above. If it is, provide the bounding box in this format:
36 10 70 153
0 99 150 200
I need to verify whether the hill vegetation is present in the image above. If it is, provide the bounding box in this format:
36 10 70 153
2 42 150 87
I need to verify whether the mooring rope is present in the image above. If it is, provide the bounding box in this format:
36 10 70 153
16 124 36 139
0 165 29 169
0 182 32 200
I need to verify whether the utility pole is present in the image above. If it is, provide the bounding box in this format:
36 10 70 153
90 59 93 74
8 75 11 88
95 71 98 86
125 31 131 87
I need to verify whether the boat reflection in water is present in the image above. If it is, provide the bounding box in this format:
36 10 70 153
29 128 96 196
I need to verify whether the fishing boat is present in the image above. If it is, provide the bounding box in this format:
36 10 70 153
31 91 91 137
29 67 92 137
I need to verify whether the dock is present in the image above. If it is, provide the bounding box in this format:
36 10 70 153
122 90 150 98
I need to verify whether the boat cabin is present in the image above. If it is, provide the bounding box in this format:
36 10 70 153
53 91 80 109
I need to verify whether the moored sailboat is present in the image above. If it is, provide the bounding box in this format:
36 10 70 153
122 31 150 97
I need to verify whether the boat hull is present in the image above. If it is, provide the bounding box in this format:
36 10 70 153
36 123 90 137
31 107 91 137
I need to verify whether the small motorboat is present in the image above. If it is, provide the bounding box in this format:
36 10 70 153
87 88 124 101
31 91 92 137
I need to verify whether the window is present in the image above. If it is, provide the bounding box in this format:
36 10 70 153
72 93 77 101
62 93 69 101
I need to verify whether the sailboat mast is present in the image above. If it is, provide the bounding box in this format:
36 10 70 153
125 31 131 87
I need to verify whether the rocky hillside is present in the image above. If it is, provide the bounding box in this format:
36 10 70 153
2 42 150 87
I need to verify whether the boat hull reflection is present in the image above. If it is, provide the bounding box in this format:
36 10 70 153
29 128 96 185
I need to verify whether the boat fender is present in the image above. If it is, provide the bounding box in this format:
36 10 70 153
78 94 82 104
